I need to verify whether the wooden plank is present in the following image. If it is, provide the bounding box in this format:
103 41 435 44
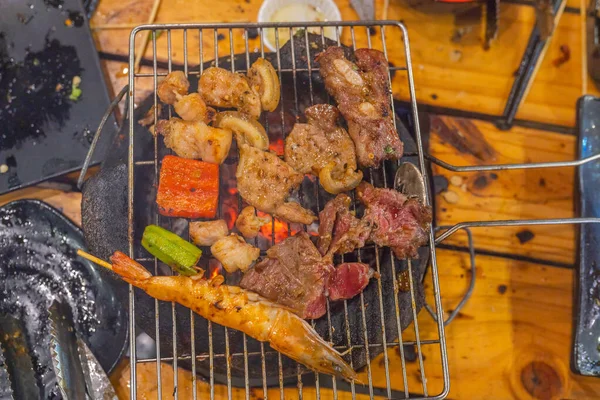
89 0 595 127
400 250 600 399
429 115 577 265
516 10 597 125
0 186 82 226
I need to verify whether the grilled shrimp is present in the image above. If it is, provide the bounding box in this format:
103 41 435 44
110 251 357 381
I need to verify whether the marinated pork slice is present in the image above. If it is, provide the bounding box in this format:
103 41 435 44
357 181 432 259
240 232 333 319
285 104 362 194
327 263 374 301
157 71 189 105
316 47 403 168
236 144 316 225
211 233 260 273
189 220 229 246
174 93 216 123
285 104 356 175
317 193 371 256
199 67 262 119
155 118 232 164
236 206 272 239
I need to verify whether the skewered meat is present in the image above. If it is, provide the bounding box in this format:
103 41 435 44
157 71 190 105
236 144 316 225
174 93 216 123
328 263 375 301
316 47 403 168
189 220 229 246
285 104 362 194
236 206 272 239
109 251 357 381
317 193 371 256
357 182 431 259
155 118 232 164
240 232 332 319
240 232 375 319
211 233 260 273
199 67 262 119
248 57 281 112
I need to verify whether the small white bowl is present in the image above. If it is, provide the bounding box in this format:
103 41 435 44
257 0 342 51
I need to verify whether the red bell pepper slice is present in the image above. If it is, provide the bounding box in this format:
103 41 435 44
156 155 219 218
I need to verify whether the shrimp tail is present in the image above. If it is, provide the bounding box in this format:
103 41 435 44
270 311 357 381
110 251 152 286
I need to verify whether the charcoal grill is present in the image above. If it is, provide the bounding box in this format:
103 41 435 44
92 20 452 399
78 18 600 400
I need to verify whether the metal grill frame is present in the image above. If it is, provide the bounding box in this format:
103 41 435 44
123 20 450 400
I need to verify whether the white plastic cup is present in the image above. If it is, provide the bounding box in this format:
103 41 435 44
257 0 342 51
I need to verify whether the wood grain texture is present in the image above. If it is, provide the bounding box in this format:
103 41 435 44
90 0 598 127
0 186 82 226
430 115 577 265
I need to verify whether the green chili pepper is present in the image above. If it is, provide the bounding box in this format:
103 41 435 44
142 225 202 276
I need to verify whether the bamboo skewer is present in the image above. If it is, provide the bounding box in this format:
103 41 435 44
133 0 162 73
77 249 113 271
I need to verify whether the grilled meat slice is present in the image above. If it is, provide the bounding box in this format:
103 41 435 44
157 71 189 105
327 263 374 301
241 232 376 319
285 104 362 194
189 220 229 246
285 104 356 175
357 182 431 259
316 47 403 168
155 118 232 164
174 93 216 123
236 206 272 239
199 67 262 119
211 233 260 273
240 232 333 319
236 144 316 225
317 193 371 256
248 57 281 112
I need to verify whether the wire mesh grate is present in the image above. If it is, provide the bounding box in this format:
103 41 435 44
126 21 449 400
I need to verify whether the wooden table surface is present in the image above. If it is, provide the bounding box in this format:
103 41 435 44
3 0 600 398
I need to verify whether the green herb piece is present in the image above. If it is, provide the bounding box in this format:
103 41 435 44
69 87 82 101
69 75 82 101
384 145 394 154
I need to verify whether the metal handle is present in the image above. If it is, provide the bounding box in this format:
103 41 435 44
425 227 476 327
77 85 130 190
435 217 600 244
426 152 600 172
